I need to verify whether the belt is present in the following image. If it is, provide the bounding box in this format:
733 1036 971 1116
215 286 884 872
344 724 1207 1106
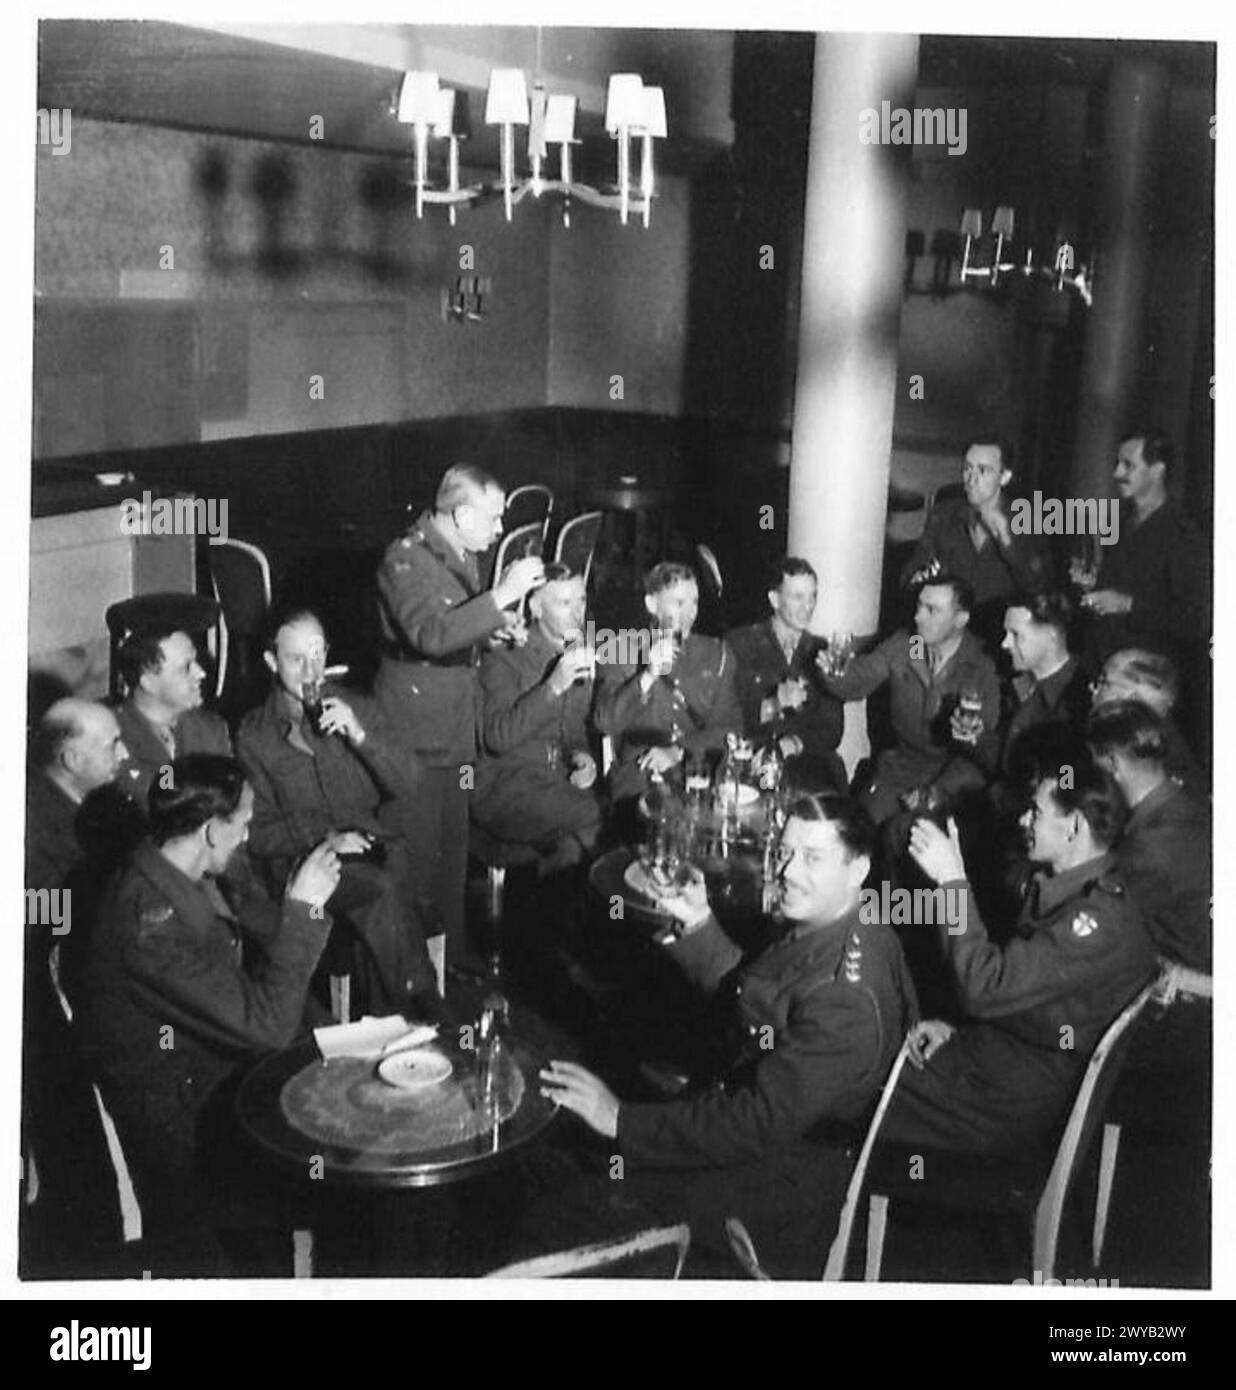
381 646 479 670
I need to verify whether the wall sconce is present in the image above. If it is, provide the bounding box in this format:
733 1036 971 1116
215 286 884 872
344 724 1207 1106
958 206 1094 306
442 275 491 323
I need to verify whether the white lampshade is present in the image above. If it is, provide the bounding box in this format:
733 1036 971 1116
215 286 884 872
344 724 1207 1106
544 93 577 145
991 205 1015 239
397 71 441 126
638 86 667 138
605 74 646 132
960 208 983 239
485 68 530 125
432 89 457 138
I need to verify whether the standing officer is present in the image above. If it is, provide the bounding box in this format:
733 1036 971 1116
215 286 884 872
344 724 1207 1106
882 754 1156 1154
376 464 544 966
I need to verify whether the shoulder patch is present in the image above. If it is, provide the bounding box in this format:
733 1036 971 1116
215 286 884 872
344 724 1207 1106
1071 910 1099 938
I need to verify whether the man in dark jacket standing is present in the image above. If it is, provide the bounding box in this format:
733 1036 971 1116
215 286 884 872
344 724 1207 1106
540 795 916 1278
80 754 340 1274
376 464 544 964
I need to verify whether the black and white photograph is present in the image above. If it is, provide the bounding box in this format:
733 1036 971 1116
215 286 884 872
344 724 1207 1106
11 3 1227 1305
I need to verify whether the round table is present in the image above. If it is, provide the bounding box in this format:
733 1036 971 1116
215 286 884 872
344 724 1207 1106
236 1027 559 1190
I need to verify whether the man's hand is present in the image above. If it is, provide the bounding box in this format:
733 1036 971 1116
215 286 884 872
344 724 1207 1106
286 841 342 913
646 864 711 934
906 1019 957 1070
638 745 684 777
568 751 597 789
645 633 677 681
539 1060 620 1139
493 556 545 610
318 696 365 744
1081 588 1133 616
908 816 966 885
776 676 808 712
326 829 372 856
778 734 804 759
976 503 1012 548
548 645 597 696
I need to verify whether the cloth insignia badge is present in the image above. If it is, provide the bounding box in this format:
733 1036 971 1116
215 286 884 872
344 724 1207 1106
1071 911 1098 938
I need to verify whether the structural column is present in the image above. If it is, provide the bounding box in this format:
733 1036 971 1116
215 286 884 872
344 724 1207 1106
1070 61 1169 499
787 32 918 773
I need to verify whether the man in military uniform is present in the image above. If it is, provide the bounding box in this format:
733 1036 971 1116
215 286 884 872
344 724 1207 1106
725 556 846 794
473 563 601 871
79 754 341 1274
819 574 1001 827
376 464 545 962
114 625 232 809
237 608 436 1009
540 795 917 1278
880 755 1156 1154
595 561 742 812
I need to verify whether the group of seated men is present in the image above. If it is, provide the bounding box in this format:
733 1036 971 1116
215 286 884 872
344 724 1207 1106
22 433 1210 1277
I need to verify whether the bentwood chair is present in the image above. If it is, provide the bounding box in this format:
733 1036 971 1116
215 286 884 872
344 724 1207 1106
486 1223 691 1279
492 521 545 589
863 978 1158 1283
554 510 604 588
724 1035 914 1281
505 484 555 544
207 537 272 719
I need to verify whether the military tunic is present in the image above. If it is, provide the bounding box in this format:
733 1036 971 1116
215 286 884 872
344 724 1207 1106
615 905 917 1275
472 623 602 852
79 841 331 1261
594 632 743 804
114 700 233 811
881 852 1157 1154
375 511 512 948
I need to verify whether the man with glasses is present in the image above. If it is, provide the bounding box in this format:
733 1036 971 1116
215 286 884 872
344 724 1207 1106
377 464 546 967
901 436 1051 646
538 795 917 1277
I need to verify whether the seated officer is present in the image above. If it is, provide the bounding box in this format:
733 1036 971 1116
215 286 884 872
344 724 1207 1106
1088 699 1211 972
79 754 340 1275
236 608 436 1009
881 755 1156 1155
595 561 742 811
819 575 1000 828
539 795 917 1278
114 625 232 809
725 557 846 794
472 563 602 873
1090 647 1206 797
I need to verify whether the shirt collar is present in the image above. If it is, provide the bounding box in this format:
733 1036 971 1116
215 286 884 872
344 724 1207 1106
1033 850 1118 917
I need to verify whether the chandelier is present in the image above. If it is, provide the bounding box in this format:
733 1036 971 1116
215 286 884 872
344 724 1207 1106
958 206 1094 306
394 68 667 229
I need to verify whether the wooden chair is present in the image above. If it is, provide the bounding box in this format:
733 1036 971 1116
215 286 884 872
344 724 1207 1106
1091 964 1212 1269
864 978 1159 1283
505 484 555 544
724 1035 914 1281
554 510 604 588
207 536 272 718
486 1223 691 1279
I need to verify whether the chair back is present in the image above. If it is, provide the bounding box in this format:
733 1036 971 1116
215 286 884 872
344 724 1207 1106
207 538 273 716
492 521 545 585
486 1223 691 1279
554 510 604 588
105 592 223 702
822 1035 914 1279
1032 977 1159 1276
885 488 930 544
695 543 724 599
505 484 554 543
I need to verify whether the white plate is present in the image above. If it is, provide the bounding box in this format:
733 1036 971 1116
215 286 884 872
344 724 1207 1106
717 783 759 806
377 1048 453 1090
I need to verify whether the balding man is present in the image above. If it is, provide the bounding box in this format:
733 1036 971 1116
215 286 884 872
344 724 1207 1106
376 465 545 965
24 699 141 1268
1090 647 1206 797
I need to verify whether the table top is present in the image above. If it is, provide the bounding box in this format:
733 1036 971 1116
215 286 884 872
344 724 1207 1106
236 1023 559 1190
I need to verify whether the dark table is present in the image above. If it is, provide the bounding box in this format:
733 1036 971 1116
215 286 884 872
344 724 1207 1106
236 1023 559 1191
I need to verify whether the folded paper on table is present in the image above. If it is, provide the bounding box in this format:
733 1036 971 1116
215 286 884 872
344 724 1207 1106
313 1015 439 1061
